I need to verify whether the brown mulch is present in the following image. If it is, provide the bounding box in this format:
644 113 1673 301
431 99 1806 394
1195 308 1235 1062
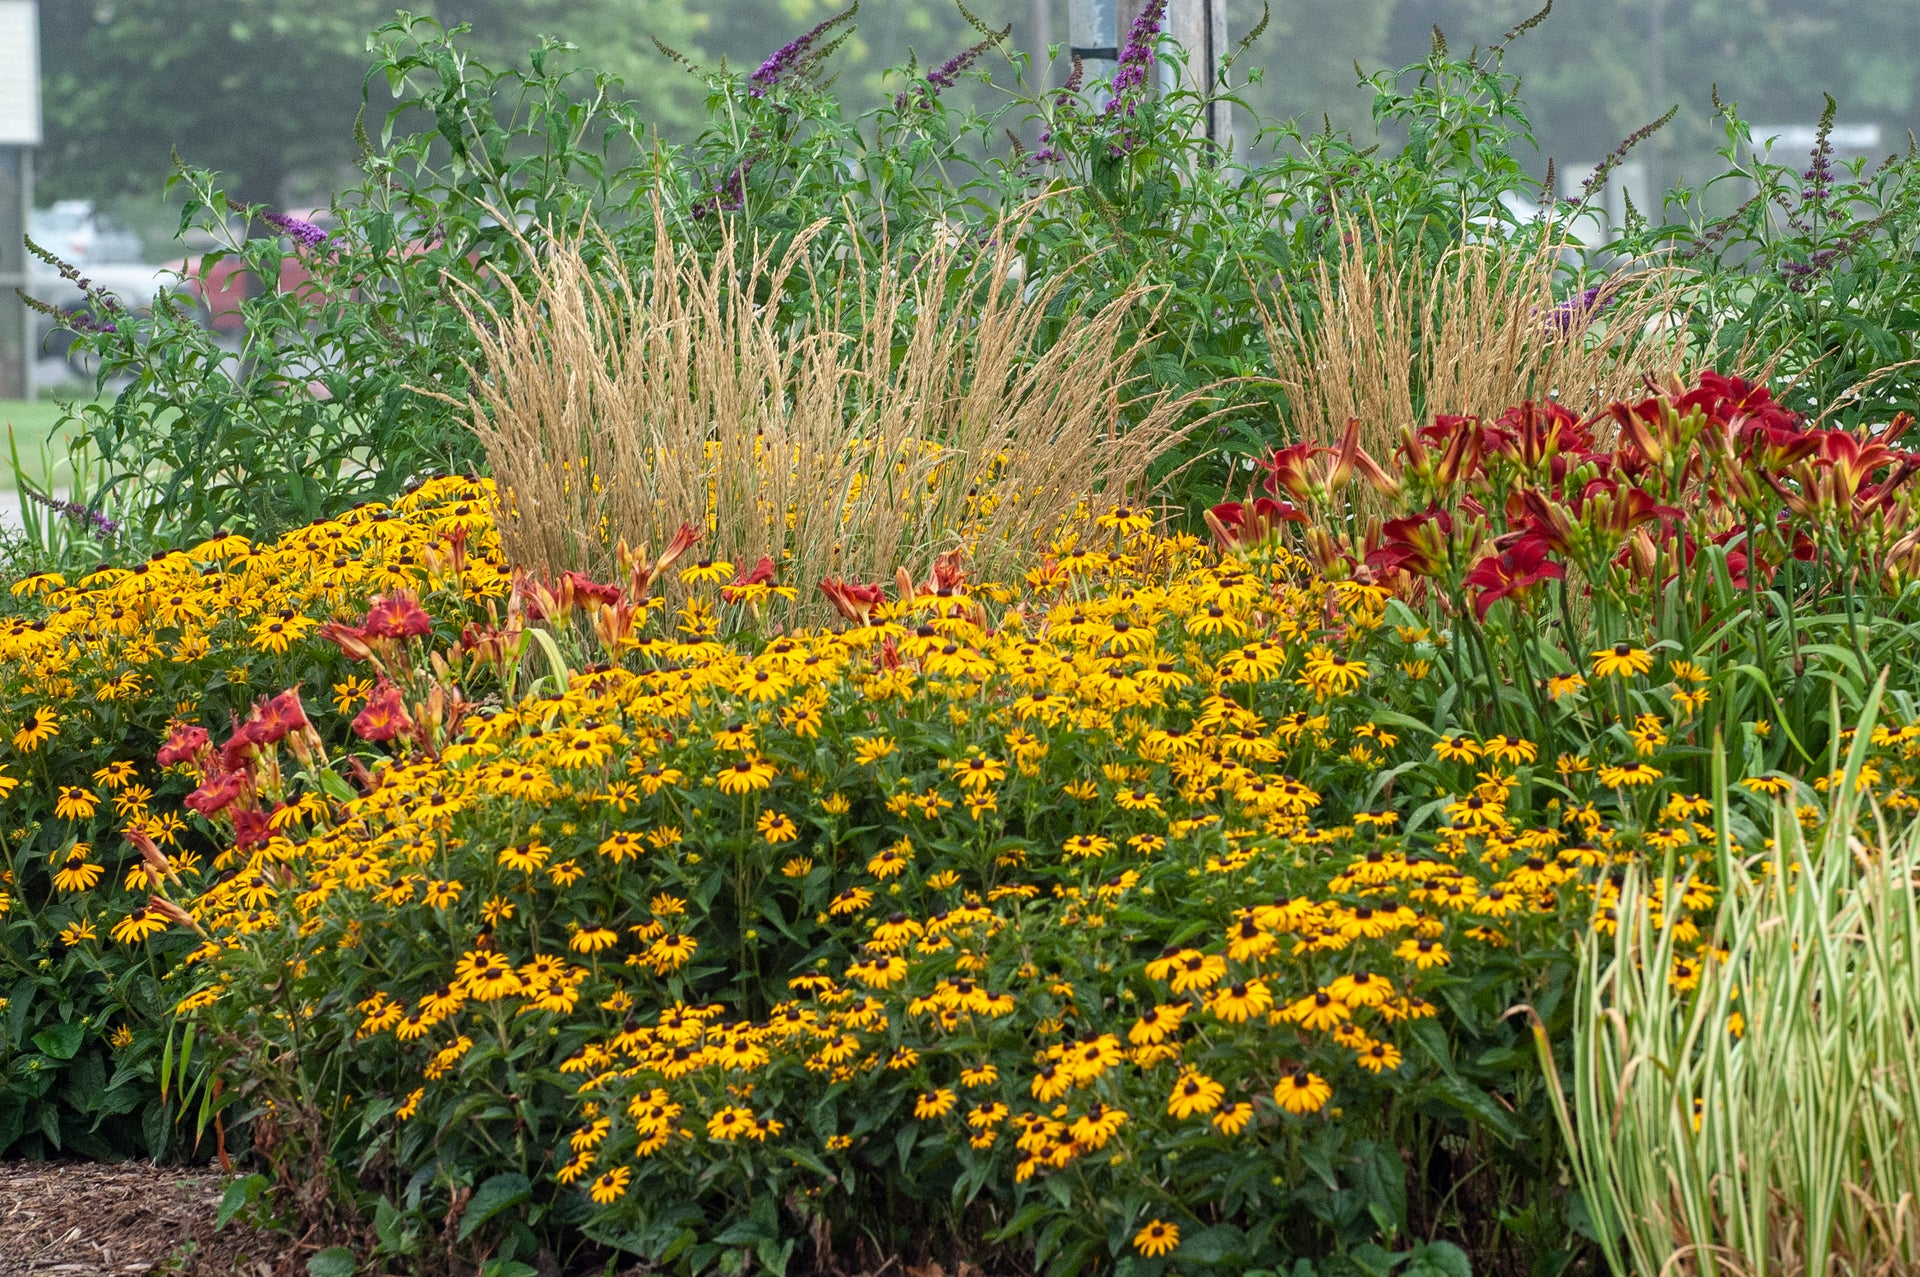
0 1162 296 1277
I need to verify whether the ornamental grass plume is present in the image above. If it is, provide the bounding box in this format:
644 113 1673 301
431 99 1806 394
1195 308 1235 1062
1257 216 1716 467
460 205 1202 627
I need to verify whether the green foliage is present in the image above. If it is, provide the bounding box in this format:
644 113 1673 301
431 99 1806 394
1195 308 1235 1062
0 475 504 1160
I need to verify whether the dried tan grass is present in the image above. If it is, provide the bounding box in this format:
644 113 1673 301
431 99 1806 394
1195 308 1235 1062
458 207 1200 628
1258 215 1709 460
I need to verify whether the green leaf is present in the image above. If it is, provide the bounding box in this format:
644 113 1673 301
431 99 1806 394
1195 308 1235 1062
1178 1223 1251 1264
457 1173 531 1241
1403 1240 1473 1277
308 1248 357 1277
32 1023 83 1061
477 1263 538 1277
217 1174 270 1231
318 768 358 804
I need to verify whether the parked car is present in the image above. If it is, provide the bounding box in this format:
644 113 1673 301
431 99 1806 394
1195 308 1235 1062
25 201 173 363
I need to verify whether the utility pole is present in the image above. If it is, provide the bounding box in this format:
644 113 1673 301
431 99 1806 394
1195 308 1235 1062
1166 0 1232 154
1068 0 1119 105
1646 0 1665 209
1031 0 1053 88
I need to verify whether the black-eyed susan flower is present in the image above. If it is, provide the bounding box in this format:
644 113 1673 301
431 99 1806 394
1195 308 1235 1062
756 811 798 843
1598 761 1663 788
1068 1103 1127 1149
960 1063 999 1088
1212 1101 1253 1135
1545 672 1586 701
1167 1070 1225 1118
1591 643 1655 678
1133 1220 1180 1258
1282 990 1350 1032
714 756 777 794
588 1166 631 1204
1355 1040 1404 1073
12 706 57 752
1128 1002 1189 1045
1208 979 1273 1024
569 927 620 955
1274 1068 1332 1115
913 1088 957 1120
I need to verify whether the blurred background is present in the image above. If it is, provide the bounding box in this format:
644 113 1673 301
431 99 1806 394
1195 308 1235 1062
4 0 1919 405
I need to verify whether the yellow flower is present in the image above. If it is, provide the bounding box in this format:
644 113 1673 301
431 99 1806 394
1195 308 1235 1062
1211 1101 1253 1135
914 1088 957 1120
588 1166 631 1204
1062 833 1112 860
1282 991 1350 1032
1545 673 1586 701
597 831 645 864
1167 1070 1225 1119
569 927 620 954
110 907 170 944
1128 1002 1189 1045
960 1063 999 1088
852 736 897 766
1208 979 1273 1023
756 811 798 843
1355 1040 1403 1073
715 756 777 794
1133 1220 1181 1258
1591 644 1655 678
1597 761 1663 788
1274 1069 1332 1115
12 707 58 752
396 1088 425 1121
1432 734 1481 763
54 787 99 821
680 558 735 585
52 859 105 894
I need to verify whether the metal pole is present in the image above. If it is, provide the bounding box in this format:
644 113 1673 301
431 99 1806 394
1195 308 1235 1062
1068 0 1118 106
1030 0 1052 89
1646 0 1664 209
1166 0 1232 155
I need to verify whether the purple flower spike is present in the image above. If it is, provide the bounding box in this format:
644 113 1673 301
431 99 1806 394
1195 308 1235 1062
262 211 330 250
25 488 118 539
750 5 857 97
1546 286 1608 334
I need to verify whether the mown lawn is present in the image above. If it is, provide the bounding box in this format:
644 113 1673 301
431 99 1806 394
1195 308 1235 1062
0 398 92 491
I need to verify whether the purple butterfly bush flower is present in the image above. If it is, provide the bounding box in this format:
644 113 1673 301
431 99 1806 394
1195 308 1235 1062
1546 286 1607 334
1100 0 1167 156
750 6 856 98
692 158 757 220
261 211 330 251
25 488 118 539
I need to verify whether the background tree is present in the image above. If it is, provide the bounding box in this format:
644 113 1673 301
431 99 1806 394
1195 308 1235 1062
37 0 708 210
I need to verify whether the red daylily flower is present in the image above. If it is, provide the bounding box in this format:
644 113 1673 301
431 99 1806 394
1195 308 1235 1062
1464 536 1564 620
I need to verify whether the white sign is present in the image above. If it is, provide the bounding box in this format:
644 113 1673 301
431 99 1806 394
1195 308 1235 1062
0 0 39 147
